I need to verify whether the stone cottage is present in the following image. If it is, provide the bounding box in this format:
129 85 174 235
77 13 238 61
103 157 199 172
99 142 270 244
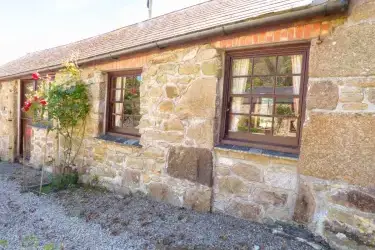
1 0 375 248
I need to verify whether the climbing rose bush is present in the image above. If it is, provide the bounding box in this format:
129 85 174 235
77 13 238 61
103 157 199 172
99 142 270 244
21 63 90 169
22 95 47 112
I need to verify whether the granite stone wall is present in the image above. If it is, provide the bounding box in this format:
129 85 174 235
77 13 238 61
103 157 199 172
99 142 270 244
213 148 298 223
297 0 375 248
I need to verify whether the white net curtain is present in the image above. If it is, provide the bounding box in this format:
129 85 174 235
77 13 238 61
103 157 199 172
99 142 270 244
229 54 302 138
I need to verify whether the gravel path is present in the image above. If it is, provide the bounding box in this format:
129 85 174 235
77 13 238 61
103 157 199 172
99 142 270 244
0 163 330 250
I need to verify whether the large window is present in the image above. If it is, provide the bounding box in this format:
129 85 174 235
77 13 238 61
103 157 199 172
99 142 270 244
221 44 309 153
107 70 142 137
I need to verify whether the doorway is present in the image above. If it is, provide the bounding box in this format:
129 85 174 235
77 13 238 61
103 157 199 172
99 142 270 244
19 79 36 162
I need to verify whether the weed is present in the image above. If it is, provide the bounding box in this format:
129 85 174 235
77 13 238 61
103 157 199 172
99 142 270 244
21 235 39 248
0 240 8 248
90 174 99 186
41 172 79 193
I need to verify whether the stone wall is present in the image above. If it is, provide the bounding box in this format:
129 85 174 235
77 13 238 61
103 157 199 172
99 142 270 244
29 127 55 169
297 0 375 248
0 80 18 162
213 148 298 222
70 44 221 212
295 176 375 249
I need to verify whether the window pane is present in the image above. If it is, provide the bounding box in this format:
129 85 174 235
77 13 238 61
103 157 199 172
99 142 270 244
112 89 122 101
231 77 251 94
124 76 140 99
273 117 298 137
252 97 273 115
111 103 122 115
253 56 276 75
123 100 140 115
113 115 122 128
230 97 251 114
276 76 300 95
250 116 272 135
252 77 274 94
277 55 303 75
232 59 252 76
228 115 249 132
112 77 123 88
123 115 137 128
109 73 141 134
275 97 299 116
123 75 141 118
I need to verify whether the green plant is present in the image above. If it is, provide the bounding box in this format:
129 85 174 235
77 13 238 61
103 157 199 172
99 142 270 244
236 117 249 132
47 64 90 167
0 239 8 248
43 243 59 250
250 127 262 133
275 104 293 132
48 172 79 191
91 174 99 186
18 235 62 250
21 235 39 248
276 104 293 116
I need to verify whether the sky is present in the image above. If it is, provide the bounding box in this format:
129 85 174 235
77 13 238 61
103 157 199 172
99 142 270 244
0 0 209 66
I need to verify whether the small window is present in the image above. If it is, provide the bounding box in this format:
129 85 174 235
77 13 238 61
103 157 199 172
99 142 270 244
107 70 142 137
221 44 309 153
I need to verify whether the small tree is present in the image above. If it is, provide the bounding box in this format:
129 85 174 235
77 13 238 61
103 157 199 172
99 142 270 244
22 63 90 172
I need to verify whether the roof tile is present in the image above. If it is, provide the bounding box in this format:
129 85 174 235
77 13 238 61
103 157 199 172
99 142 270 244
0 0 314 78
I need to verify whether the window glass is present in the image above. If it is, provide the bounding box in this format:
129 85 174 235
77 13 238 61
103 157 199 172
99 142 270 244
276 76 300 95
252 97 273 115
232 59 252 76
231 77 251 94
230 97 251 114
228 115 249 132
252 77 274 94
251 116 272 135
108 71 142 136
277 55 302 75
223 48 306 152
253 56 276 75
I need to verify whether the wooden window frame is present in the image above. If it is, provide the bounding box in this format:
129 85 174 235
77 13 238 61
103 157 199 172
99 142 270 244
106 69 142 138
220 43 310 154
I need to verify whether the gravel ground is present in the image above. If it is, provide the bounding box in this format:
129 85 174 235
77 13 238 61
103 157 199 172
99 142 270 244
0 163 330 250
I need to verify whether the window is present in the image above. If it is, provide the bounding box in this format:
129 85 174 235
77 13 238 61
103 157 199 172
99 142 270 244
221 44 309 153
107 70 142 137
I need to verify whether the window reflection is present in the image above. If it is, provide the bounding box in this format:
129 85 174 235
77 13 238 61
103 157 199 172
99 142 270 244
109 72 142 135
225 51 305 147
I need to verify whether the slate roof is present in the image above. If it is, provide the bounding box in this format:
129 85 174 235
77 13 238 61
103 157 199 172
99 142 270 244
0 0 316 79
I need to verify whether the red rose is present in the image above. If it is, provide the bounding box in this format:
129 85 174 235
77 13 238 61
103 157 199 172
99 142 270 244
32 72 40 80
130 88 137 95
24 101 31 108
33 96 38 101
39 99 47 106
